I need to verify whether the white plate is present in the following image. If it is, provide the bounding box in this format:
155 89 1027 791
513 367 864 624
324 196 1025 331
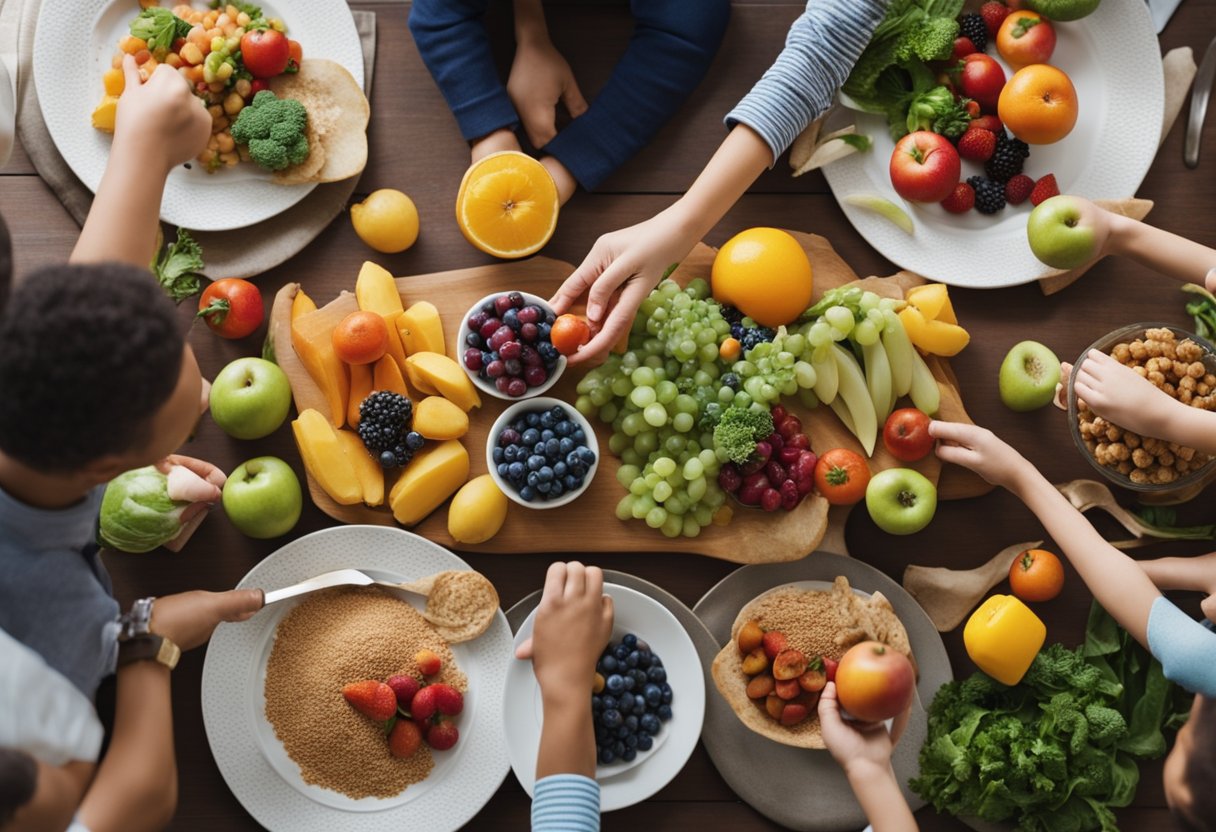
201 526 511 832
822 0 1162 288
33 0 365 232
504 583 706 811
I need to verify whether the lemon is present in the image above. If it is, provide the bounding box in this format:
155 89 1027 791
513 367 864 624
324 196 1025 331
351 189 420 254
711 228 813 328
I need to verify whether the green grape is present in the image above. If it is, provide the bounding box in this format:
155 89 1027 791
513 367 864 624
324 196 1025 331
672 412 694 432
661 515 682 538
644 471 661 489
826 305 854 334
780 378 797 397
879 297 900 312
695 328 716 346
698 343 719 362
681 517 701 537
575 395 593 416
717 386 735 404
645 507 668 529
854 318 879 346
576 377 595 395
698 448 717 469
630 386 656 408
808 321 833 348
733 360 757 377
608 433 628 455
687 477 707 502
665 494 687 516
704 488 725 508
859 291 880 313
784 333 806 356
621 413 643 437
656 380 678 404
589 387 613 407
615 496 634 520
631 495 656 519
653 457 676 477
674 394 698 415
642 403 667 427
621 448 643 467
631 366 656 387
683 457 704 480
693 504 714 527
610 376 632 398
794 361 817 388
665 434 686 455
629 478 648 496
617 464 640 488
652 481 673 502
760 383 777 401
599 402 619 423
693 370 713 388
776 351 795 368
733 391 752 409
634 432 658 455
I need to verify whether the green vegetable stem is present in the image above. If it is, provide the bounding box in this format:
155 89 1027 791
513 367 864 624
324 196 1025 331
1182 283 1216 340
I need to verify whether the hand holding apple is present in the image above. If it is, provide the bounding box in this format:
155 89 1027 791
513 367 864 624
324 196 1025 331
834 641 916 724
929 420 1033 491
882 408 934 462
817 681 897 773
889 132 960 203
1026 194 1113 270
1072 349 1181 438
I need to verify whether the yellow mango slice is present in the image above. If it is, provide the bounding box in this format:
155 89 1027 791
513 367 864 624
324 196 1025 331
447 474 508 544
905 284 947 320
354 261 403 316
292 308 349 428
388 440 470 526
92 96 118 133
102 67 125 97
383 310 407 370
335 429 384 507
292 409 363 505
414 396 470 440
898 306 970 357
404 352 481 411
292 288 317 321
373 354 410 398
937 294 958 326
348 362 372 427
398 302 446 356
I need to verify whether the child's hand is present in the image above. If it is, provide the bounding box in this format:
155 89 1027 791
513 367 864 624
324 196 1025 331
818 682 898 774
149 588 263 651
516 561 613 699
507 38 587 150
114 55 211 174
930 420 1032 490
1072 349 1180 438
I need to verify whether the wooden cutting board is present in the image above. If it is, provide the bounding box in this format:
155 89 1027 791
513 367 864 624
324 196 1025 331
270 233 986 564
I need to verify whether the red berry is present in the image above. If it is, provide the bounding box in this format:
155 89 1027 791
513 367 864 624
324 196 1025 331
760 487 782 512
980 1 1011 38
523 366 548 387
426 720 459 751
463 349 483 371
479 318 501 340
341 680 397 721
779 479 801 510
957 128 997 162
970 114 1004 134
940 182 976 214
415 649 442 676
495 376 512 393
1004 174 1035 205
387 674 421 709
952 36 977 59
506 377 527 397
1030 173 1059 206
388 719 423 758
778 416 802 440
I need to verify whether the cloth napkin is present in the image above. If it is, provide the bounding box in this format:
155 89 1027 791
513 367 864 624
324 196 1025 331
9 1 376 279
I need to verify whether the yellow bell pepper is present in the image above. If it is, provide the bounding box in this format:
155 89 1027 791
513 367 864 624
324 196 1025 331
964 595 1046 686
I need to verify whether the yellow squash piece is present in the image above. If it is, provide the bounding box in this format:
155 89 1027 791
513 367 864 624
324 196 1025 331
292 409 363 506
898 306 970 357
102 67 125 97
347 362 372 427
354 261 403 315
92 96 119 133
404 352 480 411
413 396 470 440
964 595 1046 686
398 301 446 356
447 474 508 544
373 354 410 398
291 309 350 428
292 288 318 321
335 429 384 507
388 439 470 525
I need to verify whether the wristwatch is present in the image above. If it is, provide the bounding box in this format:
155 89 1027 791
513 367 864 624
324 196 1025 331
117 597 181 670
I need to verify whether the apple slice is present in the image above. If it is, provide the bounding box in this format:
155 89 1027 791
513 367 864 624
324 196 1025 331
843 194 914 235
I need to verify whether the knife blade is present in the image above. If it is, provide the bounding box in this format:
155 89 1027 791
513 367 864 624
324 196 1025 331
1186 34 1216 168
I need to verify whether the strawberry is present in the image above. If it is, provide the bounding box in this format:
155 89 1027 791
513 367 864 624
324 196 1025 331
1004 174 1035 205
964 99 981 119
388 719 423 759
823 656 839 684
970 114 1004 134
762 630 788 660
980 1 1010 38
1030 173 1059 206
426 719 460 751
957 128 997 162
940 182 976 214
342 680 398 721
952 36 977 59
415 649 442 676
387 674 421 710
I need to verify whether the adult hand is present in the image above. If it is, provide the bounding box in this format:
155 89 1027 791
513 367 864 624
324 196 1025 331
516 562 613 698
818 681 898 774
150 589 263 651
1072 349 1180 438
507 38 588 149
930 420 1033 491
114 55 211 174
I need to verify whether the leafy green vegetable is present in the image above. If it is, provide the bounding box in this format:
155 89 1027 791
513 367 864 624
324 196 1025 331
712 407 774 464
130 8 192 55
153 229 206 304
1182 283 1216 340
230 91 309 171
211 0 262 18
839 134 873 152
1131 504 1216 543
99 466 188 553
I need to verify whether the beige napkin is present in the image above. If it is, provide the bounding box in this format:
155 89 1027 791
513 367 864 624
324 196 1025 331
903 541 1043 632
12 0 376 279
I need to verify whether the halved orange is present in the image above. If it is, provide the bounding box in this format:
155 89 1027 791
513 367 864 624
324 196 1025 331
456 151 559 259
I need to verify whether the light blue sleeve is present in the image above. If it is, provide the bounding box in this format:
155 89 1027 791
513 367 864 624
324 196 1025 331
532 774 600 832
725 0 891 164
1146 596 1216 698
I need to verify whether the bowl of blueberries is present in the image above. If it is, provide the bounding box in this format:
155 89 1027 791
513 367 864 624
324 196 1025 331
487 398 598 508
592 630 674 771
459 291 566 400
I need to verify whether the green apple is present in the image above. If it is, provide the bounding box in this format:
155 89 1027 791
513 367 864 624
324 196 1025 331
865 468 937 535
222 456 302 539
209 357 292 440
999 340 1062 412
1026 195 1098 270
1026 0 1101 21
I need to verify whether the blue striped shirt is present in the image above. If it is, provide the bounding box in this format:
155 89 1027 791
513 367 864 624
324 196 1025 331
726 0 890 164
532 774 600 832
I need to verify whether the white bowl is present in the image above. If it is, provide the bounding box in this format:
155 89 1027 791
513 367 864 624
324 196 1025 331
486 397 599 509
457 292 567 401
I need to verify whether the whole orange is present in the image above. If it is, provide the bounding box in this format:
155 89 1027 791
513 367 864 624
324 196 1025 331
1008 548 1065 602
998 64 1078 145
711 228 813 328
332 310 390 365
550 314 591 356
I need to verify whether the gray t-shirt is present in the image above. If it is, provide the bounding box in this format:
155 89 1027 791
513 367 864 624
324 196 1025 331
0 484 119 697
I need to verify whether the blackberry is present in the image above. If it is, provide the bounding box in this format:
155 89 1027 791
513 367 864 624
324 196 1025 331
958 12 988 52
721 372 741 391
967 176 1006 214
984 133 1029 182
357 391 416 468
720 305 744 325
739 326 776 352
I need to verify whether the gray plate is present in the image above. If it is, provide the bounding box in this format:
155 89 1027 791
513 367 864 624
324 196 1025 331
692 552 952 832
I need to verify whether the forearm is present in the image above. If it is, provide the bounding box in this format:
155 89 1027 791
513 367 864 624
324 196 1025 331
665 125 773 243
1155 399 1216 457
7 760 93 832
1140 553 1216 593
845 762 917 832
1107 214 1216 285
77 663 177 832
536 695 595 780
71 143 165 268
513 0 549 47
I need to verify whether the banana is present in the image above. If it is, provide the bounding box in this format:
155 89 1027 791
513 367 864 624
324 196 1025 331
882 309 914 399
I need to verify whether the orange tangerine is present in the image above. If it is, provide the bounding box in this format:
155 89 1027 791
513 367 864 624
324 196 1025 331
711 228 813 327
998 64 1078 145
455 151 559 259
332 310 389 366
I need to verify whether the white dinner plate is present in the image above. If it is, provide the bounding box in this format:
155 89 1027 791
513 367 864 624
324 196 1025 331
504 583 706 811
201 526 511 832
822 0 1162 287
33 0 364 231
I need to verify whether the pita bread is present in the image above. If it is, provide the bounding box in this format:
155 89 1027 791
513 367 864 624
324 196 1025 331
270 59 369 185
710 576 914 749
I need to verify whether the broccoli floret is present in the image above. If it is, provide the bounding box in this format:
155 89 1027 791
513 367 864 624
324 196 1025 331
1084 704 1128 746
230 90 309 172
712 407 774 464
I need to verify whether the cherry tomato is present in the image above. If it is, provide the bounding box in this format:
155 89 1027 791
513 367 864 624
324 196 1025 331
813 448 871 506
240 29 290 79
197 279 264 339
250 79 270 95
287 39 303 72
1008 548 1065 602
882 408 934 462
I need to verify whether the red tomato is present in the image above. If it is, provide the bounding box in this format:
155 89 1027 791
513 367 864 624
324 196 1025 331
835 641 915 723
1008 548 1065 602
813 449 871 506
250 79 270 95
197 279 264 339
959 53 1007 113
287 39 303 72
240 29 291 79
883 408 934 462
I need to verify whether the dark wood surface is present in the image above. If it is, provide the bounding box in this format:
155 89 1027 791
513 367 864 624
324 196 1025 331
4 1 1216 829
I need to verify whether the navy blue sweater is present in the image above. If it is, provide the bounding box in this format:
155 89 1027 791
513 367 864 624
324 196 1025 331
408 0 730 191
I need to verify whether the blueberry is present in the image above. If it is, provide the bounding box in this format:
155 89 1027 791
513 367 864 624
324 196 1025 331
624 715 639 731
527 471 540 488
566 451 582 468
647 666 667 683
640 713 661 735
601 655 618 673
578 447 597 465
539 342 560 363
637 734 653 751
503 308 520 330
540 412 556 429
601 695 618 712
629 669 647 685
545 438 561 459
482 350 495 367
533 442 546 457
621 747 637 762
634 700 647 716
527 455 545 471
540 428 555 441
606 674 625 694
492 447 505 464
378 450 397 468
614 644 630 661
508 461 525 481
554 461 568 477
626 651 640 668
519 486 537 502
618 692 635 713
481 300 496 314
504 358 522 376
624 734 639 750
558 438 575 456
661 682 673 704
650 653 662 666
537 466 554 483
563 474 579 491
658 705 673 721
497 463 509 477
642 683 662 706
591 694 603 711
539 322 553 338
465 331 481 347
522 428 540 445
536 481 552 494
623 634 638 649
622 674 635 692
525 413 541 428
636 651 652 669
550 482 564 498
611 740 625 757
511 418 527 433
599 747 616 764
616 725 631 739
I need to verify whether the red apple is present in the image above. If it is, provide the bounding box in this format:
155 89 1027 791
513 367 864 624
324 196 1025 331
889 132 960 203
959 54 1007 113
882 408 934 462
835 641 915 723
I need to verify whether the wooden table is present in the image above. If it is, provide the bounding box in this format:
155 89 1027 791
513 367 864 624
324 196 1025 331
4 1 1215 829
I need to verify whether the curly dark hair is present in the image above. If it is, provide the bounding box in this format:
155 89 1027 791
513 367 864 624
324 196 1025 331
0 263 185 472
1174 696 1216 832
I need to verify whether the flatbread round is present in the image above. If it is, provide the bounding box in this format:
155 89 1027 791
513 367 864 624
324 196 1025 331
270 59 369 185
710 576 914 749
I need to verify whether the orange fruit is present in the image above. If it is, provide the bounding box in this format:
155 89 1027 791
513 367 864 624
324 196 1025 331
455 151 559 259
332 311 389 365
998 64 1078 145
1008 548 1065 603
550 314 591 356
711 228 813 328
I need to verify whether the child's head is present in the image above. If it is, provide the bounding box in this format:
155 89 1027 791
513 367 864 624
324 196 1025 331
0 263 206 485
1166 694 1216 832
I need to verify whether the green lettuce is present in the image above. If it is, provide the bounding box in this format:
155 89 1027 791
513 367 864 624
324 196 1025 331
99 466 188 553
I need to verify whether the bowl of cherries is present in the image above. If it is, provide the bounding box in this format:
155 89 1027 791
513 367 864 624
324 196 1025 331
717 405 818 512
460 291 565 400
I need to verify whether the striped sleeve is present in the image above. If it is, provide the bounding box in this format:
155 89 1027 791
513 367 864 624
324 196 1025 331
725 0 890 165
531 774 601 832
1146 595 1216 698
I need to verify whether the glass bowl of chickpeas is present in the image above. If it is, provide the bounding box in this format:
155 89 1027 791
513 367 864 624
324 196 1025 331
1067 323 1216 504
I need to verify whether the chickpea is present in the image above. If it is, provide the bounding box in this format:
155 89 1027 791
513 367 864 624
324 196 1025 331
1133 448 1154 469
223 92 244 116
213 116 229 131
1159 450 1176 467
1130 342 1148 361
1117 461 1134 475
1149 371 1166 387
1113 344 1131 363
1147 341 1163 358
1130 469 1150 484
216 132 235 153
234 78 252 98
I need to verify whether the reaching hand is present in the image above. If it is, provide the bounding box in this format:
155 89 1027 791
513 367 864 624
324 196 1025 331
550 210 701 364
114 55 211 173
1072 349 1179 438
150 588 263 652
818 682 898 773
516 562 613 698
507 38 588 149
930 420 1032 491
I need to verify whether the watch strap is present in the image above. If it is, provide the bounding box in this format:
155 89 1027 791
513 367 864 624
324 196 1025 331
117 634 181 670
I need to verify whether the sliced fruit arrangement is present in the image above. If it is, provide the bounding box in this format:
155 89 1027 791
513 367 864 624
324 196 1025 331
341 649 466 758
734 619 826 728
592 633 673 765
